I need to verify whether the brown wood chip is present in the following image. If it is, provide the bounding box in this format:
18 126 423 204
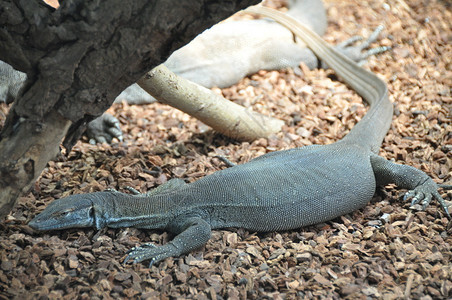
0 0 450 298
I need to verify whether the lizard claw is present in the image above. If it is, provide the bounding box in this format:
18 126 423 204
403 180 451 218
336 35 363 48
333 25 390 66
123 242 168 267
125 242 157 254
439 184 452 190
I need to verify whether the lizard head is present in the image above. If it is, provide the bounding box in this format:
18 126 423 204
28 193 99 231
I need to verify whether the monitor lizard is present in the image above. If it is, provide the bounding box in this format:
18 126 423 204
28 6 451 266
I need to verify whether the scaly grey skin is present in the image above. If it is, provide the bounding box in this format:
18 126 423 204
29 7 451 267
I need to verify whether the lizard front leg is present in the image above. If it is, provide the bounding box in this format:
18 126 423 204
370 154 451 218
123 216 211 266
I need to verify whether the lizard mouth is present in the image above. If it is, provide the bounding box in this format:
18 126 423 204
28 216 52 231
28 202 96 231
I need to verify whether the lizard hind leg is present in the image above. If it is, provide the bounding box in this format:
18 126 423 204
370 154 451 218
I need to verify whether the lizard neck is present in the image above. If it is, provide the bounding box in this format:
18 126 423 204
94 191 185 229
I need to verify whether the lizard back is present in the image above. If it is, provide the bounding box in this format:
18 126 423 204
178 143 375 231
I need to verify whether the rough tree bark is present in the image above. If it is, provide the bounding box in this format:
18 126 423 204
0 0 259 219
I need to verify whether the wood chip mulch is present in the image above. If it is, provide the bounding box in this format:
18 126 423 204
0 0 451 299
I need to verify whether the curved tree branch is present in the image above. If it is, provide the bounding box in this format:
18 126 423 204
138 65 284 141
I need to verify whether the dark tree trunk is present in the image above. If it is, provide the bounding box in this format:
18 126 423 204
0 0 259 219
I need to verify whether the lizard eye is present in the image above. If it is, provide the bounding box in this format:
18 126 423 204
56 210 71 217
55 207 75 217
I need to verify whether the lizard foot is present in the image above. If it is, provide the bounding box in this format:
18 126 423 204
333 25 390 66
123 242 169 267
86 113 123 144
403 180 451 218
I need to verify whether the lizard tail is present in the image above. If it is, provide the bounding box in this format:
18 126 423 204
245 6 393 153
